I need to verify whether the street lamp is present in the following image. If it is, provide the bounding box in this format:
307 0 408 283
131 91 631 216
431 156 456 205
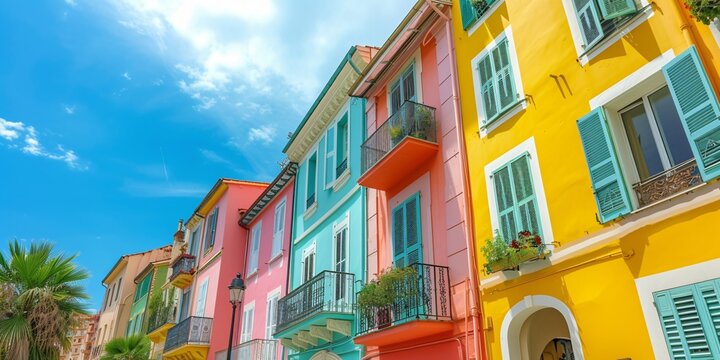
226 273 246 360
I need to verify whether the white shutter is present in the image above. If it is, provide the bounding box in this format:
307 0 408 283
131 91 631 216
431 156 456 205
272 201 285 256
265 294 279 338
248 224 261 273
241 305 254 343
194 279 208 317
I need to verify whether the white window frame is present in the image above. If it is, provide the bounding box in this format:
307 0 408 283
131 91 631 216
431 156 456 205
465 0 506 37
635 258 720 359
470 26 526 138
265 288 281 339
248 221 262 276
332 214 350 273
385 49 423 116
560 0 653 65
240 301 255 343
271 198 286 259
194 278 209 317
484 137 554 246
301 242 317 283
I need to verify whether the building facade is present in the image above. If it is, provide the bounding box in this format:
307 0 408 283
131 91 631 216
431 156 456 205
126 258 169 337
60 313 99 360
349 1 482 359
215 163 297 360
90 245 171 359
453 0 720 358
273 46 375 360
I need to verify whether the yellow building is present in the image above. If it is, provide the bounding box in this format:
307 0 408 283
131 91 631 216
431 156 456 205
451 0 720 358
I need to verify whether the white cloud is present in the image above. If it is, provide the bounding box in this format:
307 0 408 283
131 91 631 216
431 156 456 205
63 105 76 115
0 116 86 170
122 72 132 80
65 0 77 7
121 179 206 198
248 125 276 144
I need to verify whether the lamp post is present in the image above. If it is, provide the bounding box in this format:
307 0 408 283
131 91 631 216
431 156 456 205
227 273 246 360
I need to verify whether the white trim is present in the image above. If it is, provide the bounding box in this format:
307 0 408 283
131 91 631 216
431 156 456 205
484 137 554 246
265 287 281 339
385 48 423 116
294 185 360 244
324 125 336 190
240 301 255 343
470 26 526 137
560 0 653 65
635 259 720 360
301 242 317 283
332 213 350 273
466 0 505 37
500 295 585 360
711 19 720 47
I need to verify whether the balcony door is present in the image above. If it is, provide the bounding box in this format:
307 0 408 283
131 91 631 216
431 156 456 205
332 217 350 312
391 192 422 268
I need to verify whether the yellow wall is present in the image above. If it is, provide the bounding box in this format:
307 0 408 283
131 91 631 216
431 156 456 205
451 0 720 358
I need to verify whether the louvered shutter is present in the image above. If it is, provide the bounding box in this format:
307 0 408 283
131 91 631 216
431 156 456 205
663 46 720 181
654 291 688 359
478 54 498 122
403 65 416 103
597 0 636 19
325 127 335 187
392 205 406 267
390 82 402 115
697 280 720 350
672 287 714 358
577 108 632 223
493 165 517 241
404 194 422 266
493 39 517 112
460 0 478 29
511 154 541 236
573 0 603 49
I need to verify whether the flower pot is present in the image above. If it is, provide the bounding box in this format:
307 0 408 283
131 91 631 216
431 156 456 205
485 246 544 274
377 307 392 329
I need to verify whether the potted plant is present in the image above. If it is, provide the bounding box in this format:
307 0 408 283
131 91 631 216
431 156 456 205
412 106 434 140
389 123 405 145
481 231 548 274
682 0 720 25
357 266 418 329
471 0 491 17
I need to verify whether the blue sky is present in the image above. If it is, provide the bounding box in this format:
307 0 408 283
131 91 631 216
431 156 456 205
0 0 411 310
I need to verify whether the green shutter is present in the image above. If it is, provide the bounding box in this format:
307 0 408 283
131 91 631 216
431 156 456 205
478 54 498 123
493 165 516 241
210 208 217 246
573 0 604 49
663 46 720 182
655 291 688 359
460 0 478 29
510 154 541 236
392 205 406 267
597 0 636 19
577 108 632 223
493 38 517 112
697 280 720 351
404 193 422 266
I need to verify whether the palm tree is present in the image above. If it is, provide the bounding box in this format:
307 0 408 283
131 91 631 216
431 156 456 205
0 240 89 360
100 335 150 360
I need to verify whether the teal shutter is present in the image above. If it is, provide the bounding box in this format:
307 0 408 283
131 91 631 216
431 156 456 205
697 280 720 351
478 54 498 122
460 0 478 29
493 38 517 112
391 193 422 267
597 0 636 20
573 0 604 49
493 165 516 241
402 64 416 103
654 291 687 359
663 46 720 182
577 108 632 223
391 205 406 267
510 155 541 236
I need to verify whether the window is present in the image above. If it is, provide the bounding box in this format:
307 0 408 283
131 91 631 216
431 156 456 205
571 0 639 50
272 200 286 257
248 222 261 274
265 291 280 338
115 278 122 302
306 152 318 210
459 0 499 30
491 153 542 242
194 278 208 317
653 279 720 358
301 244 316 283
577 47 720 221
391 193 422 268
134 274 152 301
336 114 349 178
325 126 336 188
189 227 200 257
179 289 191 320
390 64 416 114
203 208 218 252
333 217 349 305
473 34 519 127
240 303 255 343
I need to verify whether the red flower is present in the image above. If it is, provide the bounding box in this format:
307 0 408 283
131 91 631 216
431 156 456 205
518 230 532 238
510 240 519 249
534 235 542 245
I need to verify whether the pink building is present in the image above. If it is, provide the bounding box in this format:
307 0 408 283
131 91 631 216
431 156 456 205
349 2 483 359
162 179 267 360
217 163 296 360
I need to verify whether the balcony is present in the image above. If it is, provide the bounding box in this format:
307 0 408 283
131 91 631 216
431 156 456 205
632 159 702 208
274 271 355 351
168 254 195 289
359 101 438 191
215 339 279 360
146 305 176 344
163 316 212 360
354 263 452 347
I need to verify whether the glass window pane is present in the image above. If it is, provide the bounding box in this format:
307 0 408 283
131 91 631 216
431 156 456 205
649 86 694 166
622 103 664 179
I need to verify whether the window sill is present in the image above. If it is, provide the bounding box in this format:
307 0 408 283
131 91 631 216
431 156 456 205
268 251 284 265
466 0 505 37
577 4 653 66
303 202 318 220
332 169 351 192
479 99 527 138
246 270 258 279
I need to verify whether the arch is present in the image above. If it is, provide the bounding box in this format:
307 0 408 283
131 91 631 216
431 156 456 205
500 295 585 360
310 351 342 360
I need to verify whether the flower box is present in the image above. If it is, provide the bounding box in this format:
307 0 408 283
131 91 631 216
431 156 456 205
481 231 551 274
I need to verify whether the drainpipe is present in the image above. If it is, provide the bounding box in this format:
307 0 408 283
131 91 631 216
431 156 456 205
437 4 485 360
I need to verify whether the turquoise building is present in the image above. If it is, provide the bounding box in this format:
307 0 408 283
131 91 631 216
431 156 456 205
273 46 375 360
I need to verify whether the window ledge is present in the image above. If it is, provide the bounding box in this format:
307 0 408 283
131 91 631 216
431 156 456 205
332 170 351 192
268 251 284 265
246 270 258 279
303 202 318 220
480 99 527 137
466 0 505 37
578 4 653 66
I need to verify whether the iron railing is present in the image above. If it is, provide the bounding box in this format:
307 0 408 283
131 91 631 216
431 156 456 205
356 263 452 336
216 339 279 360
361 101 437 174
169 254 195 280
163 316 212 353
147 304 176 334
275 271 355 334
632 159 702 207
336 158 348 178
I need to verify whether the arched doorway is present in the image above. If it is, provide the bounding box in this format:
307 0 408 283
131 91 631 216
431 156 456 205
501 295 584 360
310 351 342 360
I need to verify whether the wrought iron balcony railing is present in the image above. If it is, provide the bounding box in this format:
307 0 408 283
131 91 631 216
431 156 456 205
632 159 702 208
216 339 279 360
147 304 176 334
356 263 452 336
163 316 212 353
275 271 355 334
170 254 196 280
361 101 437 174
